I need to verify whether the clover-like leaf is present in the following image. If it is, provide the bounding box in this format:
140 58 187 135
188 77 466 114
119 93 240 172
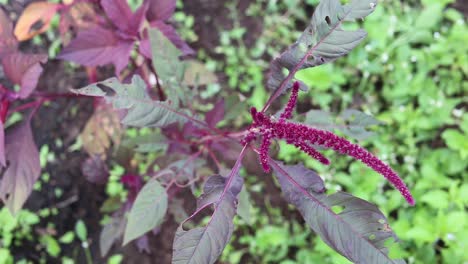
123 179 168 245
270 160 406 264
72 75 199 128
172 173 243 264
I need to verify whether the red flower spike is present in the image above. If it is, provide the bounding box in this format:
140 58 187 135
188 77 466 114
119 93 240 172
292 141 330 165
280 81 300 120
259 131 273 172
244 88 415 205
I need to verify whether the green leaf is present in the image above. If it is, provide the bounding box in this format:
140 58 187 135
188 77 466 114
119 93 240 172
72 75 198 128
149 28 185 87
75 220 87 242
420 190 449 209
59 231 75 244
149 28 189 104
123 179 168 245
40 235 61 257
442 129 468 159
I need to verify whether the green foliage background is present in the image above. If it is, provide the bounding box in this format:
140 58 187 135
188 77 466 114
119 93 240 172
0 0 466 263
213 0 467 263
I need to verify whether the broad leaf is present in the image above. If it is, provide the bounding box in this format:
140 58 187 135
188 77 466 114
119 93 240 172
58 26 134 74
147 0 176 21
270 160 406 264
123 179 168 245
101 0 148 35
0 9 17 55
14 2 58 41
267 0 377 95
81 103 122 158
172 173 243 264
101 0 133 32
339 109 382 140
205 99 224 127
149 27 185 87
72 75 196 128
0 119 40 215
305 109 381 140
1 52 47 98
100 214 126 257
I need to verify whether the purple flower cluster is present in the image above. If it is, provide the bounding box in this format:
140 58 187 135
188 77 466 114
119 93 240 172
244 82 415 205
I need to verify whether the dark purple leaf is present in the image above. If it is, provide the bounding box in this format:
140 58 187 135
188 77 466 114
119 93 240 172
101 0 133 32
140 22 194 58
266 0 377 103
0 121 4 167
0 118 40 215
0 8 17 56
100 214 126 257
270 160 405 264
1 53 47 98
127 1 150 34
81 155 109 184
205 99 224 127
172 173 243 264
146 0 176 21
58 26 134 74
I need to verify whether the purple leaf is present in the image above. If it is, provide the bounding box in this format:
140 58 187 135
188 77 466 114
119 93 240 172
140 22 194 58
146 0 176 21
0 8 17 56
72 75 198 127
0 121 4 167
101 0 148 35
1 52 47 98
265 0 377 107
58 26 134 74
172 173 243 264
81 155 109 184
0 118 40 215
127 1 150 34
205 99 224 127
101 0 133 32
123 179 168 245
270 160 405 264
